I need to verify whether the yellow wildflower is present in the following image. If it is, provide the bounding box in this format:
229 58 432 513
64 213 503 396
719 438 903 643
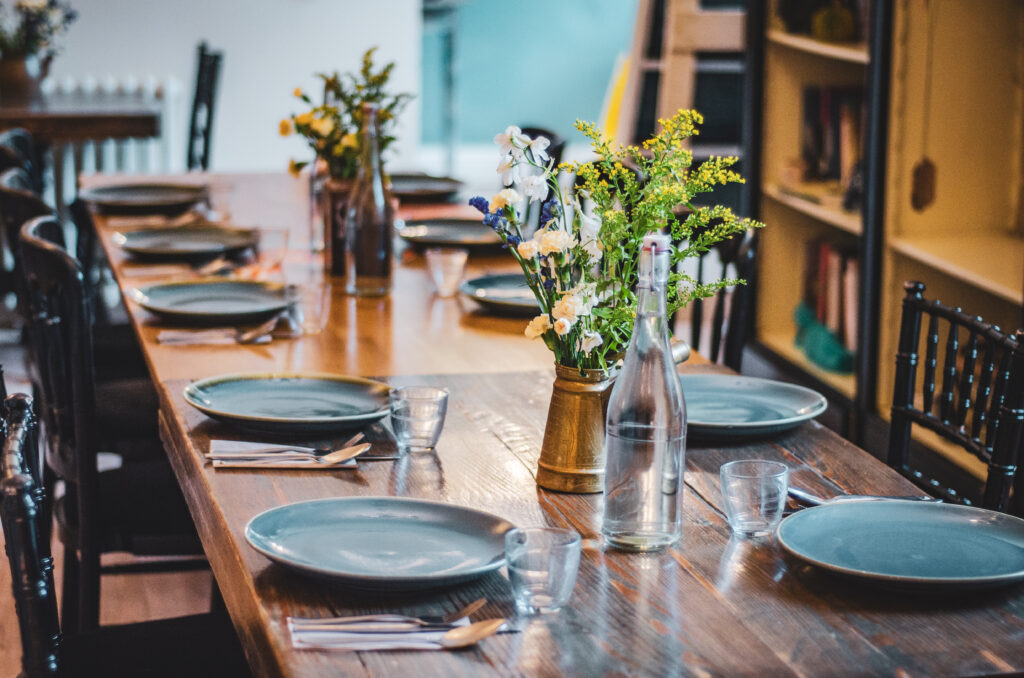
340 133 358 148
294 111 314 126
288 159 301 178
278 118 292 137
293 87 303 98
310 116 334 137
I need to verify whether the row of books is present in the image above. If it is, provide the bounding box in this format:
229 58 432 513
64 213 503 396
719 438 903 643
801 86 864 186
804 239 859 351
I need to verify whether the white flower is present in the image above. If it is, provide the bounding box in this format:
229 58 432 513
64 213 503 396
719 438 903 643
496 155 520 186
552 294 586 322
553 318 574 336
578 212 603 261
536 229 573 256
516 239 539 259
489 188 521 211
520 172 550 203
524 314 552 339
578 330 603 356
494 125 529 158
528 136 551 162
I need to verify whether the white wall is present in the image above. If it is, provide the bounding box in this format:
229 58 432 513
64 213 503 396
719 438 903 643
50 0 422 172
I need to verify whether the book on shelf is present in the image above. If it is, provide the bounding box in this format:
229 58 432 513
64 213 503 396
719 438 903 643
795 85 865 212
802 239 860 352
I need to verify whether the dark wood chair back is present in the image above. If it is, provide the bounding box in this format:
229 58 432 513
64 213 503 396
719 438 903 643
18 215 103 618
888 281 1024 513
0 167 53 306
0 392 61 678
0 127 42 194
688 228 759 371
187 42 222 171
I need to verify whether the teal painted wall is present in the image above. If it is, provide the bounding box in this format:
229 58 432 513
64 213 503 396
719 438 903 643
422 0 639 144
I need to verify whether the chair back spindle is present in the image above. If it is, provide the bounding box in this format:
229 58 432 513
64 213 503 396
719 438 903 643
187 42 222 171
0 392 62 677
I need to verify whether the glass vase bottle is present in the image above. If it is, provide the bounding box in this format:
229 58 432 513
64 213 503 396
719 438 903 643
602 232 687 551
344 102 394 296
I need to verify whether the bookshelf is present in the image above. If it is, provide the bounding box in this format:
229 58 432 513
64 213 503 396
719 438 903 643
748 0 1024 489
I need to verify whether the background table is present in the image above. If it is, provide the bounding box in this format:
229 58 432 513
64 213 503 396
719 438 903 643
88 173 1024 677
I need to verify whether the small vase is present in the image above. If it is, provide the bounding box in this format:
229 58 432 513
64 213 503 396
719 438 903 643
536 363 616 494
322 177 353 277
0 55 49 102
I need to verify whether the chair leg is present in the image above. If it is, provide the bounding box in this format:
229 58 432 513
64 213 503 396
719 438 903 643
79 544 101 633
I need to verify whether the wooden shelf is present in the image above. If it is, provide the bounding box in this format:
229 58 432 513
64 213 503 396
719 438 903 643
764 183 862 235
760 332 857 398
767 29 869 64
889 233 1024 305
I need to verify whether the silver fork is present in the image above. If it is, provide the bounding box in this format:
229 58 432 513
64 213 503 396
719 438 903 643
289 597 487 631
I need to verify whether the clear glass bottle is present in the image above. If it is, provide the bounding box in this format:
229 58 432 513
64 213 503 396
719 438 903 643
602 232 687 551
344 102 394 296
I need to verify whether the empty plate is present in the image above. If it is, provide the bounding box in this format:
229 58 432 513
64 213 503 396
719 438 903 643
113 226 258 262
245 497 514 589
389 173 463 203
184 372 390 435
398 218 502 248
679 374 827 438
778 501 1024 590
460 273 539 316
131 280 288 324
80 183 207 216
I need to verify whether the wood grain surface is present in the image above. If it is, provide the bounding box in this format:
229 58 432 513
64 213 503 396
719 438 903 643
88 173 1024 677
0 91 160 141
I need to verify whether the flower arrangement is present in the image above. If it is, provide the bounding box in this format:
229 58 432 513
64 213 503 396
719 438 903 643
280 47 410 180
469 110 762 371
0 0 76 60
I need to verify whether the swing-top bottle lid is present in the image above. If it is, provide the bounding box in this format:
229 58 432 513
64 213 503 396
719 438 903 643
641 233 671 253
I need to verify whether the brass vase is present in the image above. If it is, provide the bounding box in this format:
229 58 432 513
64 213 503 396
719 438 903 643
536 363 616 494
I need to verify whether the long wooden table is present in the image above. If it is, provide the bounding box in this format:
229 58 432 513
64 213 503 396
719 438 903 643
88 173 1024 677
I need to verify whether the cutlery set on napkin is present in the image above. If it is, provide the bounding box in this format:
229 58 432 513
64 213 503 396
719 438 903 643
287 598 511 651
206 433 399 469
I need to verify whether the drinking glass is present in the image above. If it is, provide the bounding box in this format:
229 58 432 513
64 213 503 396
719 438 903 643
505 527 581 615
286 280 331 335
720 460 789 538
389 386 449 453
257 227 291 278
425 247 468 297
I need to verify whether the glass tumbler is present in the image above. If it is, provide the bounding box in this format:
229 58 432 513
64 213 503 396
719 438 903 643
425 247 469 297
389 386 449 453
505 527 582 615
719 460 789 538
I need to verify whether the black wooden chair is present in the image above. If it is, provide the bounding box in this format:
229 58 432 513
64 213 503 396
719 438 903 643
0 392 251 678
187 42 223 171
888 281 1024 514
19 215 204 635
0 127 42 194
688 228 759 371
0 167 52 310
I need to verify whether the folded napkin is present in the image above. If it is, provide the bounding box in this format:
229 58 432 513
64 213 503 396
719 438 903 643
206 440 357 470
288 618 469 651
157 329 271 346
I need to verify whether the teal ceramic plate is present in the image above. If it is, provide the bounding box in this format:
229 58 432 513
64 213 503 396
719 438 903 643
131 280 288 325
245 497 514 589
80 182 207 216
459 273 539 316
113 226 258 262
778 501 1024 590
389 173 463 203
679 374 827 438
184 372 390 435
398 218 502 248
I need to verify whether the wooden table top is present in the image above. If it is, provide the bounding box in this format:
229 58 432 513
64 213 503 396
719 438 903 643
88 173 1024 678
0 91 160 141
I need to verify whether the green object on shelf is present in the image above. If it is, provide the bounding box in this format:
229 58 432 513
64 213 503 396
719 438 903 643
794 303 854 373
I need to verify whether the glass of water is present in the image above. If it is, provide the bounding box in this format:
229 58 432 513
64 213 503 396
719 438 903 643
505 527 581 615
720 460 789 538
389 385 449 453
